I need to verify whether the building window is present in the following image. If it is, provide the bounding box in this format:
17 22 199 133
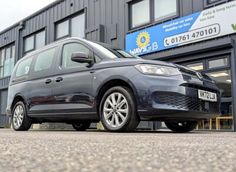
186 62 204 71
129 0 178 29
131 0 150 28
207 0 222 4
154 0 177 21
24 35 34 52
182 55 233 131
205 0 228 8
24 30 46 54
34 48 56 72
0 44 15 78
207 69 232 130
56 20 69 39
207 70 231 99
71 13 85 38
0 50 4 77
209 57 228 69
35 31 46 49
56 13 85 40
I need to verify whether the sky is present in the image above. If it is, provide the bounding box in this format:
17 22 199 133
0 0 57 32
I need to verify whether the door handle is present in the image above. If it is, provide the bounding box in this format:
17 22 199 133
55 77 63 82
45 79 52 84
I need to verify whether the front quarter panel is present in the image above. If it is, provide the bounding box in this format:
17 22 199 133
93 65 140 100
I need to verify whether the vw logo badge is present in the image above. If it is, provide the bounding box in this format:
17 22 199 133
196 72 203 79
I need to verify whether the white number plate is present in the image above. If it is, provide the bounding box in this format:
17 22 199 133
198 90 217 102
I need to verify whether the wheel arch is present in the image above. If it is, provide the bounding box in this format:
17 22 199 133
11 94 27 112
95 78 138 113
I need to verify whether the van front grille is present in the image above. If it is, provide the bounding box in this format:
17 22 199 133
177 65 212 82
154 93 219 113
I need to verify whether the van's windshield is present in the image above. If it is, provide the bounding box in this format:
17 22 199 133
108 48 140 59
85 39 139 59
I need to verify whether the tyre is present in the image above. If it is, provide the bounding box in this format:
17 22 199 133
12 101 32 131
99 86 139 132
72 122 91 131
165 121 197 133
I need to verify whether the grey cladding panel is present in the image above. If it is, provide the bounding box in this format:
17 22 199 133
88 0 95 28
110 24 117 40
192 0 204 12
0 28 17 47
0 77 10 91
181 0 193 16
0 90 8 114
86 25 105 42
61 1 66 19
94 0 100 26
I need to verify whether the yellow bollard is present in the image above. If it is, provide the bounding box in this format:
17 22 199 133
96 122 105 131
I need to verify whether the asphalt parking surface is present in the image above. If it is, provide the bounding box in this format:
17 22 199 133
0 129 235 172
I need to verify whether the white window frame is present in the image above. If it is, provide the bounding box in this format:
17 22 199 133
0 44 15 78
56 20 70 40
55 12 86 40
130 0 151 28
204 0 228 8
154 0 178 22
24 30 46 54
129 0 179 30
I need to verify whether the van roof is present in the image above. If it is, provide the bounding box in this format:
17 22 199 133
23 37 119 58
23 37 80 57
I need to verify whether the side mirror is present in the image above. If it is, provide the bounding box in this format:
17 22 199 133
71 52 93 64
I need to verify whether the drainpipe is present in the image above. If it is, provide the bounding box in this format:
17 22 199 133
16 22 24 61
230 38 236 132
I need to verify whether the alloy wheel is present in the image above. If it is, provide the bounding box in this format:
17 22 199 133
103 92 129 128
13 105 24 129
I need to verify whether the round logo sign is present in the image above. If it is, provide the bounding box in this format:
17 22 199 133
136 31 150 48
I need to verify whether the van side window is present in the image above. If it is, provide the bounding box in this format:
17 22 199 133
15 57 32 77
95 55 102 63
34 47 56 72
62 43 90 68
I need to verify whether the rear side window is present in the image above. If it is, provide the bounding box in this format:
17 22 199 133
62 43 90 68
34 47 56 72
15 57 32 77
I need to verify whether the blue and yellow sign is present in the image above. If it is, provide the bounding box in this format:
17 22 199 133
126 1 236 56
125 12 200 56
136 32 150 48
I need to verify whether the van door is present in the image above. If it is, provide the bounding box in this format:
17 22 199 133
28 47 58 115
51 42 96 119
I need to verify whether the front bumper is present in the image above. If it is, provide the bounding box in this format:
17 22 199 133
130 71 220 121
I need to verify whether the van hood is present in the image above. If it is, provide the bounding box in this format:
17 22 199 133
97 58 177 68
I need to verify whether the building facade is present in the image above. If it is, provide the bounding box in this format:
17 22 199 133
0 0 235 131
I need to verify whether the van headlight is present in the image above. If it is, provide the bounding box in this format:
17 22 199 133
135 64 181 76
